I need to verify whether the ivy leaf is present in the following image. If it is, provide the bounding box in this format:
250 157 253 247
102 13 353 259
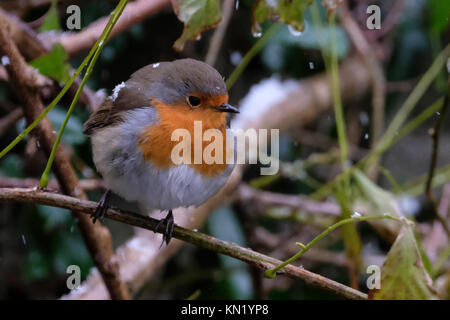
30 43 70 83
370 226 437 300
40 0 60 32
171 0 221 51
252 0 313 35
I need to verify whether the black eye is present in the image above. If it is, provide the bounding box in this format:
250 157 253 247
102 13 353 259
188 96 201 107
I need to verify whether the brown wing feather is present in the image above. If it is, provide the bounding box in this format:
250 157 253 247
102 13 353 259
83 77 155 135
83 99 124 135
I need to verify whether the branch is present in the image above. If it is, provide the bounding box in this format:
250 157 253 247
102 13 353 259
0 107 23 136
422 184 450 262
340 4 386 179
238 184 341 217
0 177 104 191
0 21 130 299
50 0 170 57
0 187 368 300
425 83 450 239
205 0 235 66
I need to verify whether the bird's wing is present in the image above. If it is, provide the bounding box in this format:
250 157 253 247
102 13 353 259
83 73 155 136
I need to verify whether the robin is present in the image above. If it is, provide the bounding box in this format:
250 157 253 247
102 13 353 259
83 58 239 245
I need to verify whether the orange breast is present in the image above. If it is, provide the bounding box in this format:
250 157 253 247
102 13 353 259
138 100 230 177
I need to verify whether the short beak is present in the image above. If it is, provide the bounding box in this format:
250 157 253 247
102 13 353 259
216 103 240 113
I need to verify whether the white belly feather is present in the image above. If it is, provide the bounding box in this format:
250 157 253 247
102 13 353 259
90 108 234 211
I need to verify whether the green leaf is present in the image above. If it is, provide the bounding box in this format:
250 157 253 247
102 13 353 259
371 226 437 300
429 0 450 33
171 0 221 51
353 169 403 242
40 0 60 32
252 0 313 35
30 44 70 83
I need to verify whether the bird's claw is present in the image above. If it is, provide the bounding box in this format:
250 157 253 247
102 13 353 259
91 190 111 223
156 210 174 247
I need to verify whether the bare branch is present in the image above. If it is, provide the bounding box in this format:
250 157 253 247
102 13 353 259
0 187 368 300
425 84 450 239
52 0 171 57
0 108 23 136
238 184 341 217
205 0 235 66
0 177 104 191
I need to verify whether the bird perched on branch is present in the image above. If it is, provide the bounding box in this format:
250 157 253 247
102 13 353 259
83 59 239 245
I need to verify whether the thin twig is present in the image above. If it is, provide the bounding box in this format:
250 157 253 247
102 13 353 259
0 108 23 136
0 187 368 300
0 177 104 191
425 81 450 239
340 3 386 179
205 0 235 66
238 184 341 217
51 0 170 57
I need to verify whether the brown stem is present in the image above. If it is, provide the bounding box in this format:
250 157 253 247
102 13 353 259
0 108 23 136
52 0 170 57
0 21 130 300
0 177 104 191
425 82 450 239
0 187 368 300
238 184 341 217
205 0 235 66
340 3 386 180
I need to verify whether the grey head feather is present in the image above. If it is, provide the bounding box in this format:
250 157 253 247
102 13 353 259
83 58 227 135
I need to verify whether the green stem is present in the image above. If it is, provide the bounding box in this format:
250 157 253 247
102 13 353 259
39 0 128 187
378 166 402 193
329 14 349 172
265 214 399 278
226 23 280 89
392 97 444 145
375 44 450 156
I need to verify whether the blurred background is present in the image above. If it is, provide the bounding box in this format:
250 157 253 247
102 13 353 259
0 0 449 299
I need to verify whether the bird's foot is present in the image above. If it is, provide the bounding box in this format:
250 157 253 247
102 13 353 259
156 210 174 247
91 190 111 223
